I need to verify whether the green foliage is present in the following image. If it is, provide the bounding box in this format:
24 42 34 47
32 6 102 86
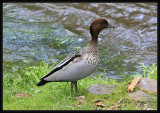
131 63 157 80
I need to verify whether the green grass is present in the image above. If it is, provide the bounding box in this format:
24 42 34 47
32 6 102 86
131 63 157 80
3 61 157 110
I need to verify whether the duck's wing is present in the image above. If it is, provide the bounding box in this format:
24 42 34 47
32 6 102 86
40 51 81 80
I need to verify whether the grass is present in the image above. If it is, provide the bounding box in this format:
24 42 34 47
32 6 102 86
131 63 157 80
3 61 157 110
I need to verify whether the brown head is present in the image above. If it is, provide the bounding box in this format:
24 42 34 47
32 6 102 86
89 18 114 46
90 18 114 37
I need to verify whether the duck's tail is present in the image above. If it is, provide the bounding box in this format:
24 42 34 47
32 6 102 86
37 79 48 86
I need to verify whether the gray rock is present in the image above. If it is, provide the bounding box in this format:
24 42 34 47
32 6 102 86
87 84 116 95
128 90 151 101
137 78 157 93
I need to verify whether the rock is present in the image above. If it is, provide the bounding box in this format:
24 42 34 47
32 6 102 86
128 90 152 101
137 78 157 93
87 84 116 95
127 78 157 103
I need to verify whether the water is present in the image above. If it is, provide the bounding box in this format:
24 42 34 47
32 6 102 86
3 3 157 81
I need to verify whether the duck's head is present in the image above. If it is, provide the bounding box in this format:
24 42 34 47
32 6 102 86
90 18 114 36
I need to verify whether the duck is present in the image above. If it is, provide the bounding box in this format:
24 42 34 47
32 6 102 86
37 18 114 92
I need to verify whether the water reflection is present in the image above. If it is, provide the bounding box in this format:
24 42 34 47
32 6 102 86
3 3 157 81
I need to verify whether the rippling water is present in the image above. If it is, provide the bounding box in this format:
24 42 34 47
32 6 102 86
3 3 157 80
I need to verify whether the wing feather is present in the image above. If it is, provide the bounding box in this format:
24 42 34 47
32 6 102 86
40 52 81 80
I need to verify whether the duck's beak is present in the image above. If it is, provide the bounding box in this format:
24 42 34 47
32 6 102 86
107 24 114 28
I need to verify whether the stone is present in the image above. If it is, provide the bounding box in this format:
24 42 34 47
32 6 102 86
137 78 157 93
128 90 152 101
87 84 116 95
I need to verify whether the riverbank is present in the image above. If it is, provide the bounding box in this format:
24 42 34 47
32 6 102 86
3 62 157 110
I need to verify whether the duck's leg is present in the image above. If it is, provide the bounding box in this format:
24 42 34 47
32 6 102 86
71 82 74 92
74 81 78 92
71 81 78 92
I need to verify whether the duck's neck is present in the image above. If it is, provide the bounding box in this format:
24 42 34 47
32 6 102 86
88 33 99 48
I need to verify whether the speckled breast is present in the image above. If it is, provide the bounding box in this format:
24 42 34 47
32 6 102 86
82 46 100 71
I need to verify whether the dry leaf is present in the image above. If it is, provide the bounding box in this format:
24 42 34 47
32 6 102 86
77 100 83 104
76 96 85 100
127 77 141 92
95 101 105 107
107 103 118 110
143 104 148 110
107 106 114 110
76 96 85 104
15 93 31 98
94 100 103 103
114 103 118 109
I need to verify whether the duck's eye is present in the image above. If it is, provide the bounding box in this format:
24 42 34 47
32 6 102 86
100 22 104 25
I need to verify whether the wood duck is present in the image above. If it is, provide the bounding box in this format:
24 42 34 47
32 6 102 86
37 18 114 92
